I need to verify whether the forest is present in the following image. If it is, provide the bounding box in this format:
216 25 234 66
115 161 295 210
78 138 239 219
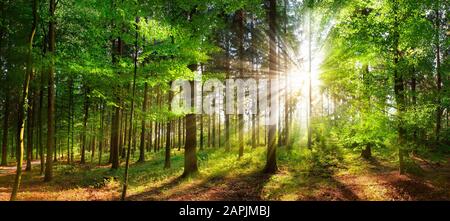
0 0 449 201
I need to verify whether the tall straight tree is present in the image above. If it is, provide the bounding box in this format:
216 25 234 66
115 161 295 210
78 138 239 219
138 81 148 163
38 63 45 174
1 80 9 166
263 0 278 174
283 0 290 147
183 65 199 177
434 0 442 144
307 4 313 150
80 85 89 164
25 89 34 171
11 0 38 200
164 87 173 169
236 9 245 158
122 16 140 201
44 0 56 182
392 0 406 174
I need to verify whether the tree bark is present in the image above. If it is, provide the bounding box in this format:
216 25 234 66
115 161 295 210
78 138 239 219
283 0 290 148
392 0 405 174
138 82 148 163
44 0 56 182
307 7 313 150
434 1 442 144
81 85 89 164
237 10 245 158
11 0 38 199
263 0 278 174
25 89 34 171
38 68 45 174
121 17 139 200
164 85 173 169
1 86 9 166
182 67 198 177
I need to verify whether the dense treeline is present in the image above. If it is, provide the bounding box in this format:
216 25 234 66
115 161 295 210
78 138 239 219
0 0 448 201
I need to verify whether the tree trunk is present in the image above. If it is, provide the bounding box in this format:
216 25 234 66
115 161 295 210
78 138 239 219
237 10 245 158
361 143 372 159
435 1 442 144
283 0 290 148
164 85 173 169
208 115 211 148
44 0 56 182
307 7 313 150
81 85 89 164
182 66 198 177
177 117 181 151
393 0 405 174
1 86 9 166
11 0 38 200
99 102 105 165
263 0 278 174
38 68 45 174
212 113 216 148
111 106 120 170
121 17 139 200
25 89 34 171
67 78 73 164
139 82 148 163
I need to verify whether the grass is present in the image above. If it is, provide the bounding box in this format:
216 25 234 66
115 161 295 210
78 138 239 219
0 142 449 201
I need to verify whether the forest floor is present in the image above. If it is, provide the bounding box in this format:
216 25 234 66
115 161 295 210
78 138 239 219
0 146 449 201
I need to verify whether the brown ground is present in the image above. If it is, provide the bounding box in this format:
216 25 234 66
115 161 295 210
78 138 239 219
1 156 449 201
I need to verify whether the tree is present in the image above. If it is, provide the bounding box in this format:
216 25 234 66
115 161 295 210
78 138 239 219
263 0 278 174
1 81 9 166
236 9 245 158
138 81 148 163
11 0 38 200
44 0 56 182
182 68 199 177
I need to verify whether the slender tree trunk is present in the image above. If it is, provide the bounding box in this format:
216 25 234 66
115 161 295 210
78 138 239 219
182 65 198 177
90 106 96 163
237 10 245 158
212 113 216 148
67 78 73 164
81 85 89 164
99 102 105 165
38 68 45 174
44 0 56 182
393 0 405 174
26 89 34 171
218 107 221 148
411 68 417 147
177 117 181 151
208 115 211 148
307 7 313 150
164 84 173 169
435 1 442 144
110 35 122 170
283 0 290 148
122 106 128 158
148 120 153 152
1 87 9 166
111 107 120 169
121 17 139 200
263 0 278 174
200 109 204 151
153 120 158 152
11 0 38 200
33 91 38 160
139 82 148 163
